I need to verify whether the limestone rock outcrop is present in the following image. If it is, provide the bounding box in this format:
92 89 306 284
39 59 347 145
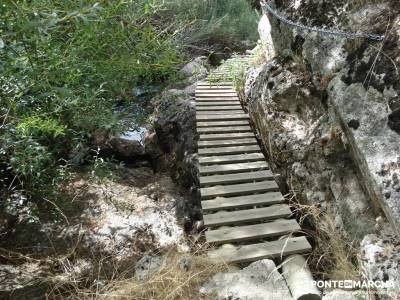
200 259 293 300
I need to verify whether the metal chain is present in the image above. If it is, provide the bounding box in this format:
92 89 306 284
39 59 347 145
261 1 385 41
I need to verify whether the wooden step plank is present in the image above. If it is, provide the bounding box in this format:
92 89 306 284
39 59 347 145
199 145 260 155
197 111 244 115
196 83 233 86
195 88 237 95
201 192 284 212
197 126 252 134
197 85 234 89
207 77 234 81
208 236 312 264
196 87 235 91
196 106 242 111
196 110 243 114
201 180 278 199
196 114 249 121
197 82 233 86
197 120 249 127
195 97 239 101
198 138 257 148
196 101 240 106
195 92 235 95
196 95 238 98
205 219 301 244
196 93 237 97
199 153 264 165
199 132 254 140
199 161 268 175
200 170 273 186
203 204 291 226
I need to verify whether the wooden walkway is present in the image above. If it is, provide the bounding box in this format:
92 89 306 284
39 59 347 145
196 56 311 264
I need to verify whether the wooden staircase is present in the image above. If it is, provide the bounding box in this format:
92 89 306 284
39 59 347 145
196 56 312 264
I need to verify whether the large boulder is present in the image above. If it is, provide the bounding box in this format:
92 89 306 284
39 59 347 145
200 259 293 300
109 135 145 161
92 128 146 162
179 57 209 85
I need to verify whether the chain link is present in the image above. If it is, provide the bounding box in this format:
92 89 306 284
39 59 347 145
261 1 385 41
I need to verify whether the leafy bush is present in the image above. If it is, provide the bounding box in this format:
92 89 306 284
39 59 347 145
0 0 259 207
0 0 184 202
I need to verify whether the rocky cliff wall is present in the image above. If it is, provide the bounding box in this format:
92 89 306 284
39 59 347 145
244 0 400 289
247 0 400 237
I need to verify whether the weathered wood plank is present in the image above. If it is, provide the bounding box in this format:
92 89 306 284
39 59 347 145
199 161 268 175
201 180 279 199
198 145 260 155
196 114 249 122
196 93 237 97
201 192 284 212
198 138 257 148
203 204 291 226
197 126 252 134
196 106 242 111
197 120 249 128
205 219 301 244
196 101 240 106
208 236 312 263
196 97 239 101
200 170 273 186
199 132 254 140
197 82 233 86
199 153 264 165
196 89 236 93
197 109 243 114
196 87 235 91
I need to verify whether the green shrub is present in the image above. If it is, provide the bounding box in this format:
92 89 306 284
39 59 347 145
0 0 260 210
0 0 184 202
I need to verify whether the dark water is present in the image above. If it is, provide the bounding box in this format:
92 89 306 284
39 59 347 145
115 84 162 135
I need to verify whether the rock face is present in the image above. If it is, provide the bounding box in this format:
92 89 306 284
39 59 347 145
258 14 276 61
247 0 400 295
329 79 400 235
200 259 293 300
143 58 209 231
360 233 400 297
254 0 400 236
245 58 375 241
150 88 198 189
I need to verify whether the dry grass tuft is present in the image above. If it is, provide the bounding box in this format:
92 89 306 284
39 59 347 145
290 200 360 281
250 46 269 66
98 252 226 300
64 251 227 300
